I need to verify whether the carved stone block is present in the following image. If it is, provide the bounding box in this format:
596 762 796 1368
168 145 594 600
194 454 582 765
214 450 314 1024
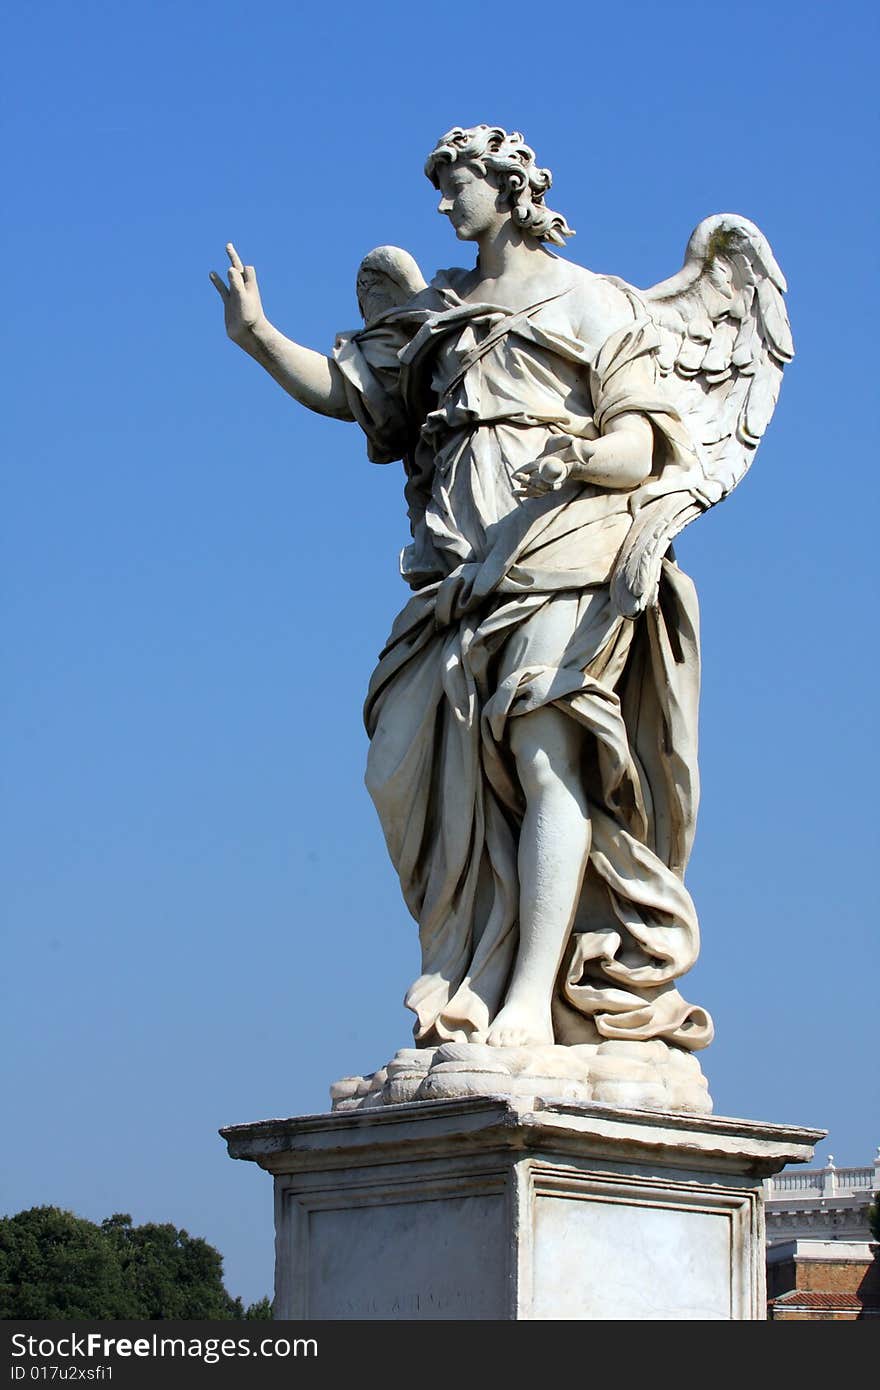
222 1096 822 1320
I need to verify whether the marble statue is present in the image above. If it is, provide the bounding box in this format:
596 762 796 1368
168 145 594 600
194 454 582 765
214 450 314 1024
211 125 793 1113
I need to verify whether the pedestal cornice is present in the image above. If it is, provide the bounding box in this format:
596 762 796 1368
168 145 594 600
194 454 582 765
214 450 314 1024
221 1095 824 1179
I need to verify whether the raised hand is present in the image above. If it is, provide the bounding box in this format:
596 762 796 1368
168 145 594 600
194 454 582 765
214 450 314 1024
210 243 266 344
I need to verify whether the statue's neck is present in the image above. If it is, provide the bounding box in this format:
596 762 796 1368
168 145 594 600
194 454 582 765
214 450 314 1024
476 221 545 281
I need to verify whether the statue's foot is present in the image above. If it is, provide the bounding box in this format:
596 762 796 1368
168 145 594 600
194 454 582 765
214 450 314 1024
486 999 553 1048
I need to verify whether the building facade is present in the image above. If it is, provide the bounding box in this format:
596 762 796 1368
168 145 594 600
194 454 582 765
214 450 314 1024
764 1150 879 1319
765 1151 879 1245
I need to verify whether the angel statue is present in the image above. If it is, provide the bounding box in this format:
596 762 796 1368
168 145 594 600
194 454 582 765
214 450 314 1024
211 125 793 1114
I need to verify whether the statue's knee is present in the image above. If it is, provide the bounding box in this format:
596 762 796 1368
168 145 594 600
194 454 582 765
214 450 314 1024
516 742 583 803
512 708 582 797
516 745 557 800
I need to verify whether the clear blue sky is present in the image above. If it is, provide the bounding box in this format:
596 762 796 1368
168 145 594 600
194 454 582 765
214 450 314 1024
3 0 878 1305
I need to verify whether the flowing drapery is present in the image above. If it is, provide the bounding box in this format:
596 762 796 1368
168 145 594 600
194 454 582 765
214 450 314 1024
333 277 714 1050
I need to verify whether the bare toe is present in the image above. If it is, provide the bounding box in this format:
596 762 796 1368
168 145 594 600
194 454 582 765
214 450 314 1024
486 1001 553 1048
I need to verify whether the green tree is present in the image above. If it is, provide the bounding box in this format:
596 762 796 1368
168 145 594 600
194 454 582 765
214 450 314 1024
0 1207 270 1320
869 1192 880 1243
243 1295 273 1319
0 1207 134 1319
100 1214 242 1320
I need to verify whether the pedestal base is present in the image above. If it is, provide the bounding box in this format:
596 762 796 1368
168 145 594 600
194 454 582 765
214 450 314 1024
222 1096 822 1320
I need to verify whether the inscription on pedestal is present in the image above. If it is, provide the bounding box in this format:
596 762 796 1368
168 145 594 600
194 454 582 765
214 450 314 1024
305 1193 506 1320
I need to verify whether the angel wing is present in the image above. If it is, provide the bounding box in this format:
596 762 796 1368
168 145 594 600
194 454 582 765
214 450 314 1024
356 245 428 325
611 214 794 617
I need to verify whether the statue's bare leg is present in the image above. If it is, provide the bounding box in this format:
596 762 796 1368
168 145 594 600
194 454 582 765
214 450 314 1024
486 704 590 1047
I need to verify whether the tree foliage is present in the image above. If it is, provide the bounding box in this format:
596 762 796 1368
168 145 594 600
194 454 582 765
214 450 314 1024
242 1294 273 1319
0 1207 130 1319
0 1207 271 1320
869 1193 880 1244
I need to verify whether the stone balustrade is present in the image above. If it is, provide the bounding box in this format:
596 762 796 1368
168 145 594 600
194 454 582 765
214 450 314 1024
766 1151 879 1200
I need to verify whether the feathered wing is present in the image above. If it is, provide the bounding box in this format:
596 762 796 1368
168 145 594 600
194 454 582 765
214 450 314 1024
610 214 794 617
356 245 428 325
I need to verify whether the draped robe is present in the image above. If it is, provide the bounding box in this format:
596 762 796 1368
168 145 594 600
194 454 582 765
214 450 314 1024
333 270 714 1051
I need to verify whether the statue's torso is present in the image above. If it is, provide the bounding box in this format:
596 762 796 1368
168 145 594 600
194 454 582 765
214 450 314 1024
405 265 641 574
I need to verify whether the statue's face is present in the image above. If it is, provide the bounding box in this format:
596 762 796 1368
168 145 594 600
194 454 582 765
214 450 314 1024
436 162 507 242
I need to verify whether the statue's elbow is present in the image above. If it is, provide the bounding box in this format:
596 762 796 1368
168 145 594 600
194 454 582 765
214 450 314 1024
618 456 654 489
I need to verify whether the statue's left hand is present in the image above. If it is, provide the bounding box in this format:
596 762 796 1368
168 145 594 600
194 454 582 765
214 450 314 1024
512 438 576 497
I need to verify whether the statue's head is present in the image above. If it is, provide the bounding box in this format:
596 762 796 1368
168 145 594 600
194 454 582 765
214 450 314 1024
425 125 574 247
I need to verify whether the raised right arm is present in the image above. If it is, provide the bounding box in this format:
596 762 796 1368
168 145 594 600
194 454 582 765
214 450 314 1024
210 243 354 422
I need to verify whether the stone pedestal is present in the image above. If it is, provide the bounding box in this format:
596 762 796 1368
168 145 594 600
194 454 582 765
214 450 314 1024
222 1096 822 1320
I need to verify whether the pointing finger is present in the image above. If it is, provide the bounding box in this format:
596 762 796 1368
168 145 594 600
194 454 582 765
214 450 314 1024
226 242 245 271
209 270 229 300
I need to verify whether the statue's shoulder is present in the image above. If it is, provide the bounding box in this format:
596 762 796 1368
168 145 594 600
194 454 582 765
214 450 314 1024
553 261 642 350
559 260 640 323
428 265 473 299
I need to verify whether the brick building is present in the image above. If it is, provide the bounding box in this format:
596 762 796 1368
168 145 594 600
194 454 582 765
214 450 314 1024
765 1150 879 1319
767 1240 879 1319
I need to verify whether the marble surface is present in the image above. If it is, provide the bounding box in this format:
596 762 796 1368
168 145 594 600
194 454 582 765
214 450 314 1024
222 1097 823 1320
532 1194 732 1320
331 1038 712 1115
212 123 793 1091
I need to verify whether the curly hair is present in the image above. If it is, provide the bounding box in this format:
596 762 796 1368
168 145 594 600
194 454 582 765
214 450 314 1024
425 125 575 247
